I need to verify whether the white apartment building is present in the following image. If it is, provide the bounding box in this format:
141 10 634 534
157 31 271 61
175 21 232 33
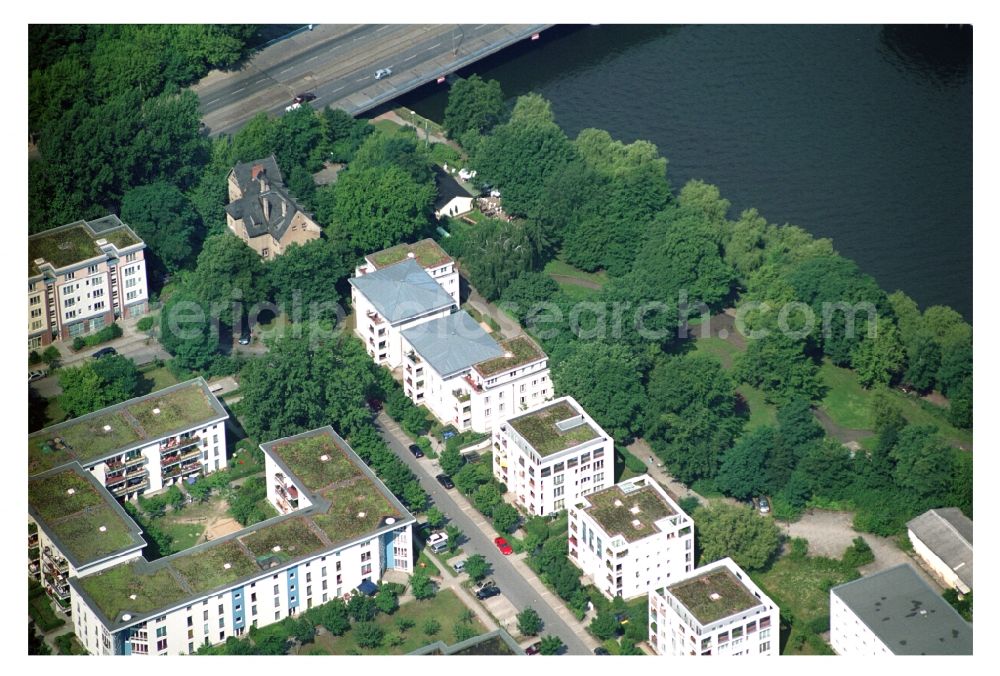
569 475 694 599
29 378 230 501
830 564 973 656
401 310 552 434
28 215 148 351
649 557 779 657
60 427 414 656
350 258 457 368
354 238 459 304
492 396 613 516
906 508 973 594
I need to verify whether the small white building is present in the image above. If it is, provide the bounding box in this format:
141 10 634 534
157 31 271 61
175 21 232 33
830 564 972 655
434 196 475 220
349 258 457 368
492 396 612 516
569 475 693 599
906 508 973 594
649 557 779 657
65 427 415 656
401 311 551 434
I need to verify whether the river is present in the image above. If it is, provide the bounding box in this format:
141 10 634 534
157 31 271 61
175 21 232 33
391 24 972 320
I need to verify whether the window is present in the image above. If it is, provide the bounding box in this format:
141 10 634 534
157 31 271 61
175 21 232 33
360 552 371 562
30 308 42 318
759 642 770 653
156 627 167 638
63 297 75 308
65 271 75 280
273 584 279 595
88 265 99 274
93 287 104 298
156 639 167 652
594 472 604 484
187 617 193 627
218 618 224 628
361 563 372 576
125 277 137 288
126 290 137 300
203 610 209 621
30 295 40 306
553 474 564 486
554 486 564 498
252 605 257 616
554 499 564 510
484 408 491 417
274 597 280 607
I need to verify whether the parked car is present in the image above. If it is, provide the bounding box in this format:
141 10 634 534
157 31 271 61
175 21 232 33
436 474 454 489
92 347 117 358
374 67 392 80
525 641 542 656
475 585 501 600
408 444 425 459
593 647 610 655
453 559 466 573
28 370 45 382
494 537 513 556
758 497 771 515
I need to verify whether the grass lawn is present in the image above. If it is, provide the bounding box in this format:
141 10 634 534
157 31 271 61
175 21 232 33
885 389 972 449
818 360 873 430
543 258 608 287
139 364 179 393
737 384 778 430
693 336 744 369
371 118 410 137
158 520 206 551
752 551 858 655
416 549 441 576
55 633 88 655
555 283 601 302
301 588 487 655
689 478 724 499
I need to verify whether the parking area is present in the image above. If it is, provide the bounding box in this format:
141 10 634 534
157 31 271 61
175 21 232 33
479 587 521 637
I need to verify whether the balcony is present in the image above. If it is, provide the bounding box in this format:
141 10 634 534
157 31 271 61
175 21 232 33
367 310 384 326
105 473 126 487
180 461 202 476
452 389 471 403
569 535 578 547
112 478 149 496
126 463 148 477
405 350 421 364
161 435 199 453
463 374 484 393
162 448 201 469
125 454 147 468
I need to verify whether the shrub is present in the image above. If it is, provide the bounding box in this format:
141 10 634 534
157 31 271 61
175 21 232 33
395 617 415 633
516 607 543 636
355 621 385 648
72 336 86 351
806 616 830 634
422 618 441 636
29 350 41 365
41 346 61 365
677 496 701 515
841 536 875 568
789 537 810 560
454 622 477 643
137 316 155 332
623 451 646 474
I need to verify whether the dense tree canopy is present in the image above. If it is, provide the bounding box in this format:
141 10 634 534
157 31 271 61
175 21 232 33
120 181 203 274
694 503 782 571
444 74 506 138
58 355 145 417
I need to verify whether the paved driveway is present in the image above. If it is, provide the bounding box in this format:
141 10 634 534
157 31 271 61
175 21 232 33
375 413 595 655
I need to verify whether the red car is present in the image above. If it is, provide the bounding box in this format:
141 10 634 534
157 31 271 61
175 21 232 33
494 537 513 555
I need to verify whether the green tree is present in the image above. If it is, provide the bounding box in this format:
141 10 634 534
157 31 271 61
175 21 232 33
375 585 399 615
348 593 378 622
410 571 435 600
903 331 942 392
425 507 446 530
947 378 972 429
460 218 537 300
851 318 905 388
438 445 465 477
553 342 645 443
322 165 434 253
736 332 824 404
395 617 415 633
453 622 477 643
403 480 428 512
589 613 619 641
422 618 441 636
187 233 269 321
539 635 564 655
645 354 746 484
272 105 325 174
354 621 384 649
351 130 433 185
498 271 559 322
57 355 144 417
290 616 316 645
890 426 956 503
463 554 490 582
120 181 202 273
444 74 506 137
444 524 462 554
516 607 543 636
715 427 774 501
937 336 972 397
492 503 520 534
694 503 782 571
266 237 355 313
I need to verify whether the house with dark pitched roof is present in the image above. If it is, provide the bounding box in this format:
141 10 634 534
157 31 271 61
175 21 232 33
225 155 322 260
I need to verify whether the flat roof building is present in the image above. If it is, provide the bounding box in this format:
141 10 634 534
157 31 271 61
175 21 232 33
649 557 779 656
28 215 148 351
493 396 613 516
830 564 972 655
569 475 694 599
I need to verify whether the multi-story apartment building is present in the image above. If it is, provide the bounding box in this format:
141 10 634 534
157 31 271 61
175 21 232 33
649 557 779 656
349 258 457 368
354 238 460 304
28 215 148 350
44 426 413 656
830 564 972 655
400 310 551 433
29 378 230 500
906 507 973 594
568 475 694 599
492 396 613 516
225 156 322 260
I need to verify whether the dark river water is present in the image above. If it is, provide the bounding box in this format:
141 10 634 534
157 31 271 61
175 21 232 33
392 24 972 320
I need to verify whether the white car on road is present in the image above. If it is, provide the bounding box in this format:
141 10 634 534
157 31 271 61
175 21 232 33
374 67 392 80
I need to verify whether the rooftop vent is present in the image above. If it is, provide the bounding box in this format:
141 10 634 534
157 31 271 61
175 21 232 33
358 511 366 519
555 415 585 432
99 526 107 532
630 506 641 515
272 545 281 553
385 517 396 525
129 594 137 601
122 614 132 621
95 238 108 246
709 593 721 601
631 519 642 528
320 454 330 462
152 407 161 415
613 499 623 507
103 425 112 432
223 563 232 570
66 488 76 495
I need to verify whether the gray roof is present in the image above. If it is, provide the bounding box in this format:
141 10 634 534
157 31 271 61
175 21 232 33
226 155 311 240
349 258 456 324
831 564 972 655
907 508 973 589
401 310 503 378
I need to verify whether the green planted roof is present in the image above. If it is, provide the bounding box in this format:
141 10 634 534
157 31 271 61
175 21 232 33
29 379 226 475
77 562 189 622
266 434 360 492
508 399 599 457
668 567 761 625
28 469 141 566
312 479 400 546
28 217 142 275
168 540 260 595
474 336 545 377
584 484 676 543
369 238 452 269
241 517 327 563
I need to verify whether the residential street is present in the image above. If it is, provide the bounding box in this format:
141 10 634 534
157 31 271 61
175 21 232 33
375 412 597 655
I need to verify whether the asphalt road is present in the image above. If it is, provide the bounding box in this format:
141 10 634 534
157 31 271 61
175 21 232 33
375 413 592 655
194 24 547 137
